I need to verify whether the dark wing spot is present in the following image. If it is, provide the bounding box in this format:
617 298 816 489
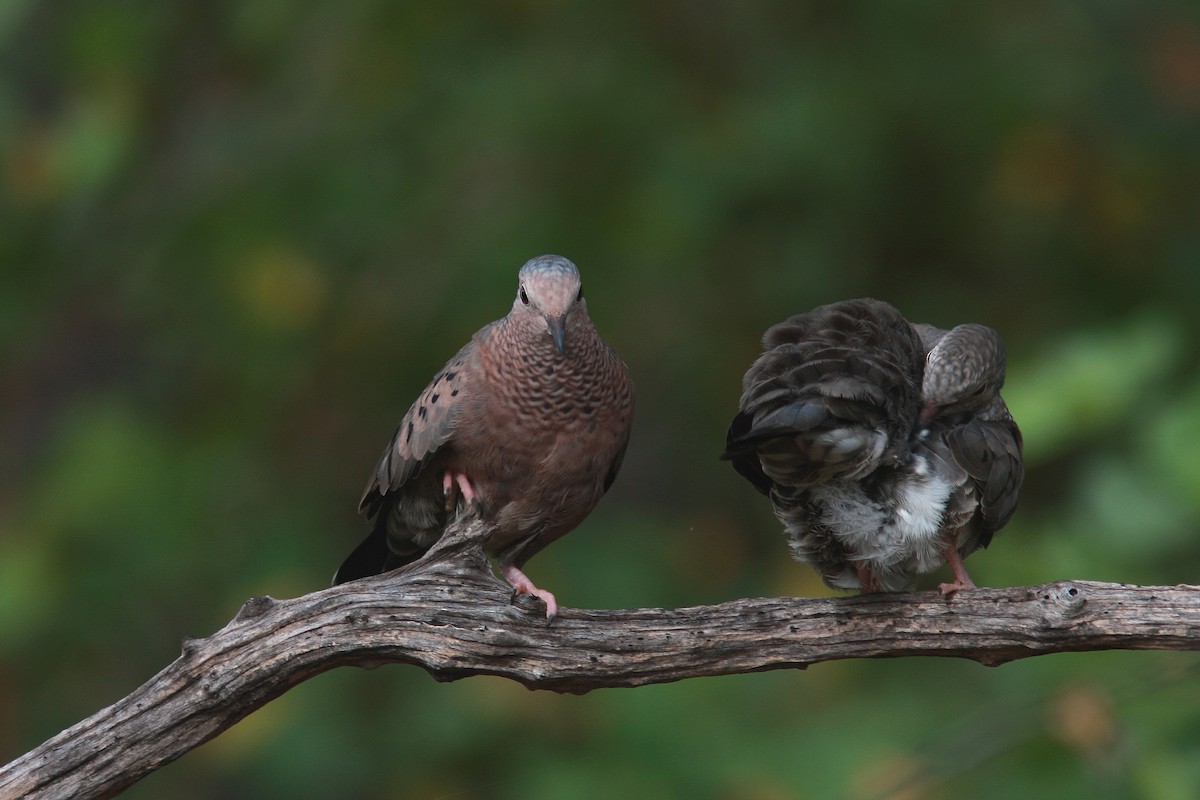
602 458 621 492
405 422 414 442
431 393 440 404
450 389 460 397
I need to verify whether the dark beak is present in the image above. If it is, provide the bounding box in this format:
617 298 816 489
547 315 566 354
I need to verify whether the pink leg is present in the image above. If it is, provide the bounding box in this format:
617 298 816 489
502 564 558 621
454 472 476 504
442 470 478 512
938 545 976 596
856 564 880 593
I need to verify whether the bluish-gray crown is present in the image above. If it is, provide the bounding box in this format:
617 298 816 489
519 254 580 281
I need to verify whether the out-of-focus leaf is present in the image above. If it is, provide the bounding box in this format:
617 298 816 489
1004 313 1183 464
1143 375 1200 512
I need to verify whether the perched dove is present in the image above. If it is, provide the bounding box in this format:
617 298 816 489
723 298 1023 594
334 255 634 619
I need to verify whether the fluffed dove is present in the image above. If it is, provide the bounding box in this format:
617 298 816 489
334 255 634 619
724 298 1023 594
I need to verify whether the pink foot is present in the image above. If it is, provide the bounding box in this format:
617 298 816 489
502 564 558 621
938 579 976 596
442 470 478 512
454 472 476 503
939 545 976 596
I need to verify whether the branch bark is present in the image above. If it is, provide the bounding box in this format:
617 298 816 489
3 518 1199 800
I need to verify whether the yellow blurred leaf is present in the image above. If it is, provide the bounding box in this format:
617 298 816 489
236 244 328 332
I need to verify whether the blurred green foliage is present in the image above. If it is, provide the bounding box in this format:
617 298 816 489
3 1 1200 798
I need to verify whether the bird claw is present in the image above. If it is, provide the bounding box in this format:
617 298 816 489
443 470 478 513
938 542 977 597
502 564 558 621
938 579 975 596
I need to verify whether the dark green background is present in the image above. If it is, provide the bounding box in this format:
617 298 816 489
4 2 1200 798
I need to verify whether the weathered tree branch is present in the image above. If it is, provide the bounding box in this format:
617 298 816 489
3 518 1199 800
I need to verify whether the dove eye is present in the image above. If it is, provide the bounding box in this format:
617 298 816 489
519 286 529 305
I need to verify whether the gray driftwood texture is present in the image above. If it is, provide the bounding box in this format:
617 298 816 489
3 518 1199 800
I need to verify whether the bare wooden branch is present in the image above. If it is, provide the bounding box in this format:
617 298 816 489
3 518 1199 800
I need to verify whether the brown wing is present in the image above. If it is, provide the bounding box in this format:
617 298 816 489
723 298 924 493
602 369 635 494
357 338 479 519
943 398 1024 547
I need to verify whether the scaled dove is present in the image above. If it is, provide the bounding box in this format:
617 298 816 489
723 298 1023 594
334 255 634 619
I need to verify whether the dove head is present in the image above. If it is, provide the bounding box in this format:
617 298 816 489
514 255 587 354
920 323 1007 422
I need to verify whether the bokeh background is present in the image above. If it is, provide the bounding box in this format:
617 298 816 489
4 2 1200 798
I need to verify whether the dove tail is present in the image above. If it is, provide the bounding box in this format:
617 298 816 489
332 525 391 585
333 516 433 585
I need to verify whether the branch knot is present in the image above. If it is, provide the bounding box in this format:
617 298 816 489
1038 581 1087 624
